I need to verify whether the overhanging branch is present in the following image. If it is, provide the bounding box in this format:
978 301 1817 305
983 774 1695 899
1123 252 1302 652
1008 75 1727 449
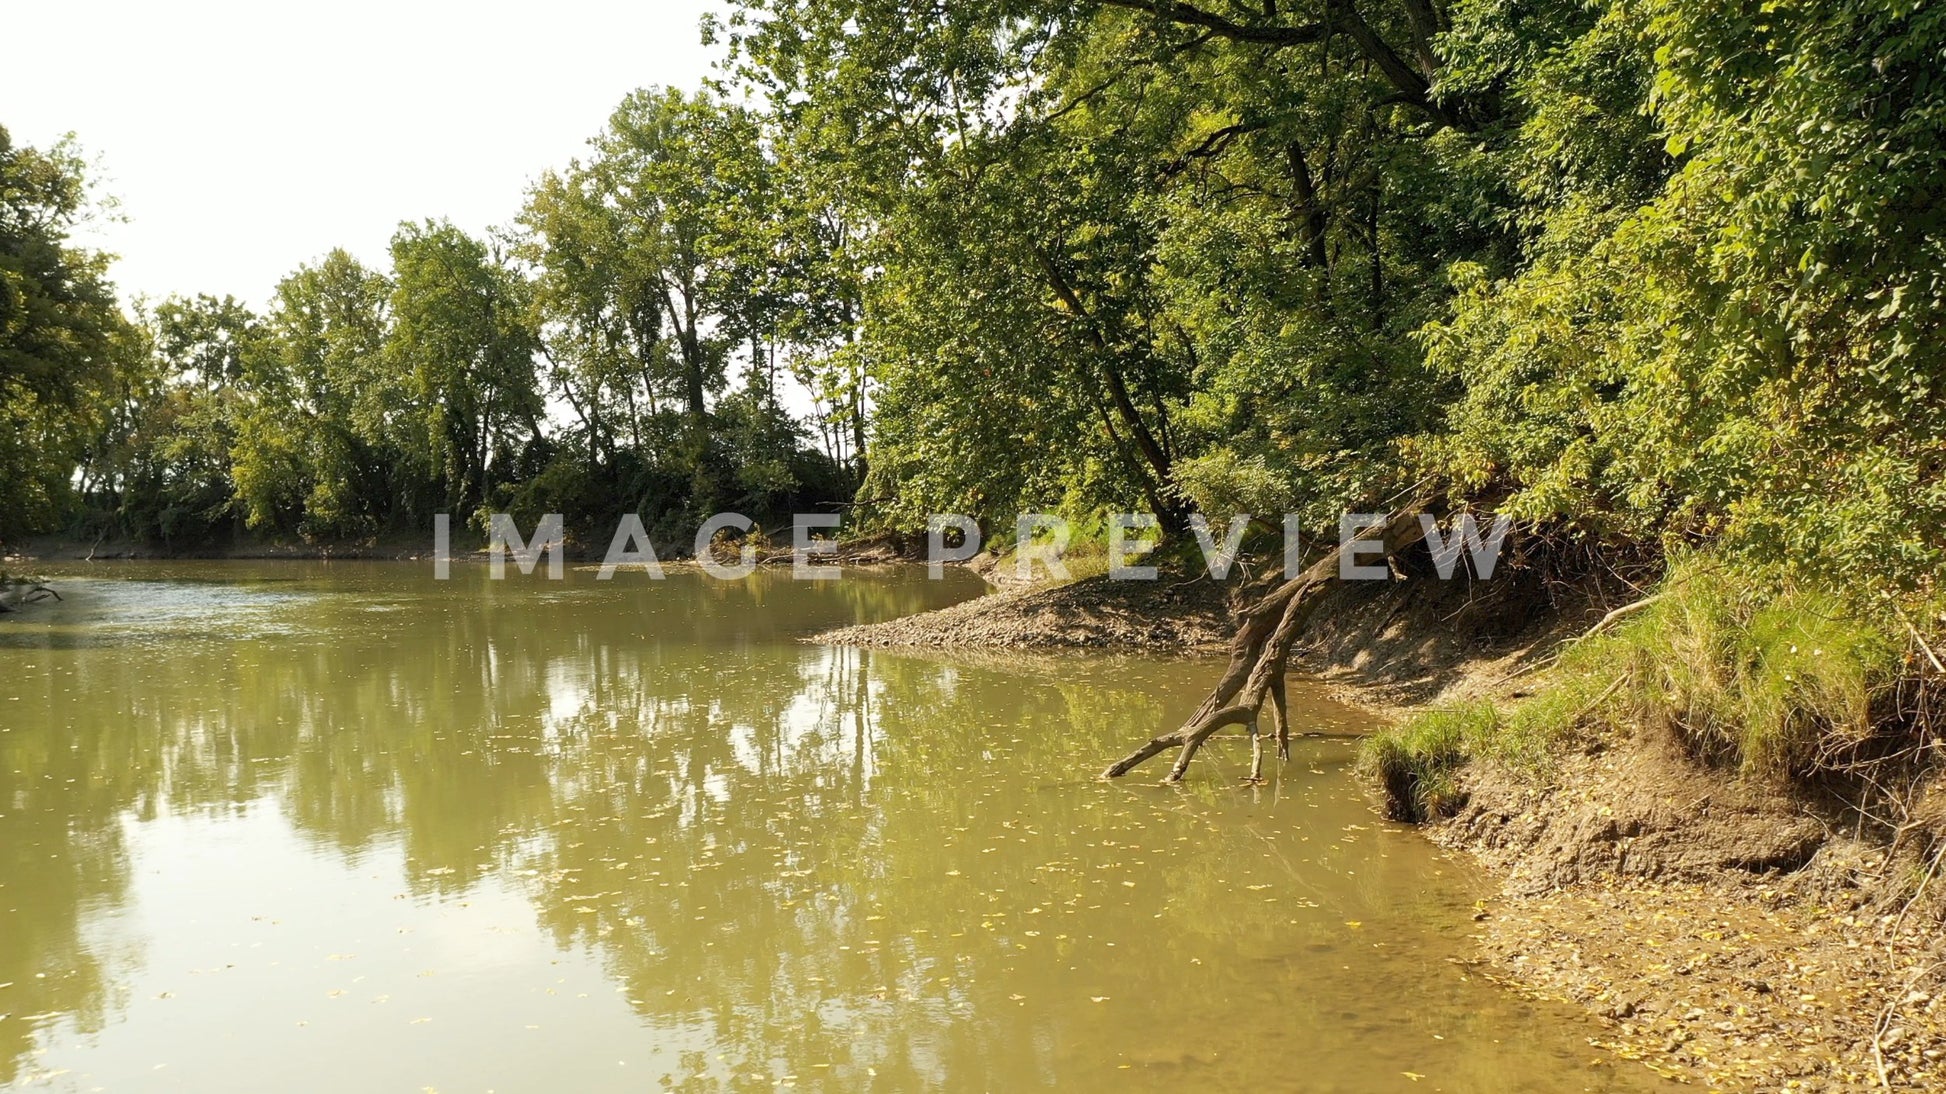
1098 0 1327 47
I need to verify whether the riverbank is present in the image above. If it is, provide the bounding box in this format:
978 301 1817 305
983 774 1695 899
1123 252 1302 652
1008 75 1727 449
815 565 1946 1090
814 569 1235 650
1445 742 1946 1090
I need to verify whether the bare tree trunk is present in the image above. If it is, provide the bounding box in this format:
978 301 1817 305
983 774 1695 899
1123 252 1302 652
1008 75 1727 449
1031 246 1187 532
1287 141 1331 282
1103 505 1432 782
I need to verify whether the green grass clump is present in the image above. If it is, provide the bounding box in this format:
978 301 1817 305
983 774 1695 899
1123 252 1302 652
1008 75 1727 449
1602 564 1895 777
1362 701 1497 821
1362 554 1916 821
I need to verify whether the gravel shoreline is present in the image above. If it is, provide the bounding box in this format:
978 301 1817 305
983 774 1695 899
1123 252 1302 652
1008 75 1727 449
1471 876 1946 1090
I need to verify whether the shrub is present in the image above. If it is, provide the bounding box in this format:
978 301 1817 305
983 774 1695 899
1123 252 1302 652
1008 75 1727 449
1363 555 1924 820
1602 563 1897 778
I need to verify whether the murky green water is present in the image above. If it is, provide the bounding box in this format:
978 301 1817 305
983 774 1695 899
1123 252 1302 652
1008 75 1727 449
0 563 1658 1092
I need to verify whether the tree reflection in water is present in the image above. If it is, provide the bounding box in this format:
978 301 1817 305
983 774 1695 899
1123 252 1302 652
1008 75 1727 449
0 564 1648 1092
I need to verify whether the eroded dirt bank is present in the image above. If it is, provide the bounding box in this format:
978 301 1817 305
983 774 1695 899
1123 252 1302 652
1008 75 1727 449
1438 744 1946 1091
817 565 1946 1090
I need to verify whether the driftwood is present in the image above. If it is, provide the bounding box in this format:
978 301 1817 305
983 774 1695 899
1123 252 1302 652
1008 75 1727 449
0 576 60 612
1572 592 1665 645
1104 506 1435 782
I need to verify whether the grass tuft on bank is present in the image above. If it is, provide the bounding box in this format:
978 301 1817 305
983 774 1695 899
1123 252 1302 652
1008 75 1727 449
1363 556 1938 822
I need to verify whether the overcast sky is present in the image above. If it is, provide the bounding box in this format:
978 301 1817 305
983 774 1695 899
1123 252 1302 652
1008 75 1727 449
2 0 722 308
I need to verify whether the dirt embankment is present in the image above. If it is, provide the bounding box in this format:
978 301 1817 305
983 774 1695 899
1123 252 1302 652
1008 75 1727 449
815 565 1236 650
1434 738 1946 1091
814 560 1946 1090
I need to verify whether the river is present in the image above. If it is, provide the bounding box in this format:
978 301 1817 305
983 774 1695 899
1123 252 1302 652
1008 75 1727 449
0 562 1661 1091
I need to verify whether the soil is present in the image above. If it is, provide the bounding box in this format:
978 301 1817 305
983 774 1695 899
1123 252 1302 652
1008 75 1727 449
1429 735 1946 1091
1341 613 1946 1092
815 568 1236 650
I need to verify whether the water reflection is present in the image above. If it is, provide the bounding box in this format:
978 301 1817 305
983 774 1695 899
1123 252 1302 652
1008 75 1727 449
0 564 1659 1091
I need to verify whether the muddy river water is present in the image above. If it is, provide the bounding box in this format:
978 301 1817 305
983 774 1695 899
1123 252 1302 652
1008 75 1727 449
0 563 1664 1091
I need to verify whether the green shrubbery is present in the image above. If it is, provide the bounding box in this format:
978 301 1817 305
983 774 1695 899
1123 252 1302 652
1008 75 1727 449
1365 558 1931 818
1607 570 1897 777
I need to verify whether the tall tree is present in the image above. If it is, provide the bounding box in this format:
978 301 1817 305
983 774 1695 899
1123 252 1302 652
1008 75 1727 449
0 126 122 540
521 89 777 496
591 88 768 443
230 251 396 536
387 220 543 522
78 295 256 545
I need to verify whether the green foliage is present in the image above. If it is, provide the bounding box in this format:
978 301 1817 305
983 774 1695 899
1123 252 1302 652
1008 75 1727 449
519 88 760 458
80 301 245 547
1597 562 1900 777
3 83 863 548
1362 703 1495 822
1365 558 1917 811
1420 0 1946 590
0 126 123 540
388 219 543 523
708 0 1686 541
230 250 397 537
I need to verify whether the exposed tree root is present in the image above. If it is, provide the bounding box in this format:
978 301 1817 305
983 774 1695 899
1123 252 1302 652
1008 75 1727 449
1103 506 1435 782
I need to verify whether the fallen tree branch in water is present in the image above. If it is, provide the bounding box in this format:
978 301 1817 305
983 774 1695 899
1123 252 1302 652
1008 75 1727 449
0 571 60 612
1103 504 1435 782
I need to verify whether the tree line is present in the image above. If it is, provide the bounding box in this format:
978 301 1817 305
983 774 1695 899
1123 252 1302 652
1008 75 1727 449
4 0 1943 594
1 88 867 551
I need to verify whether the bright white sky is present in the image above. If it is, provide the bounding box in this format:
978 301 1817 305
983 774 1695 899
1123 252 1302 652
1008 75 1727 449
1 0 723 308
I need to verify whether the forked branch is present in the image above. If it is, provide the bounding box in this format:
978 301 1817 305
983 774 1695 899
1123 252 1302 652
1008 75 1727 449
1102 505 1435 782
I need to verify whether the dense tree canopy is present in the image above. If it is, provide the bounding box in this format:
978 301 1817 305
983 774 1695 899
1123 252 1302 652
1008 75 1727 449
711 0 1945 591
2 0 1941 599
0 92 857 550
